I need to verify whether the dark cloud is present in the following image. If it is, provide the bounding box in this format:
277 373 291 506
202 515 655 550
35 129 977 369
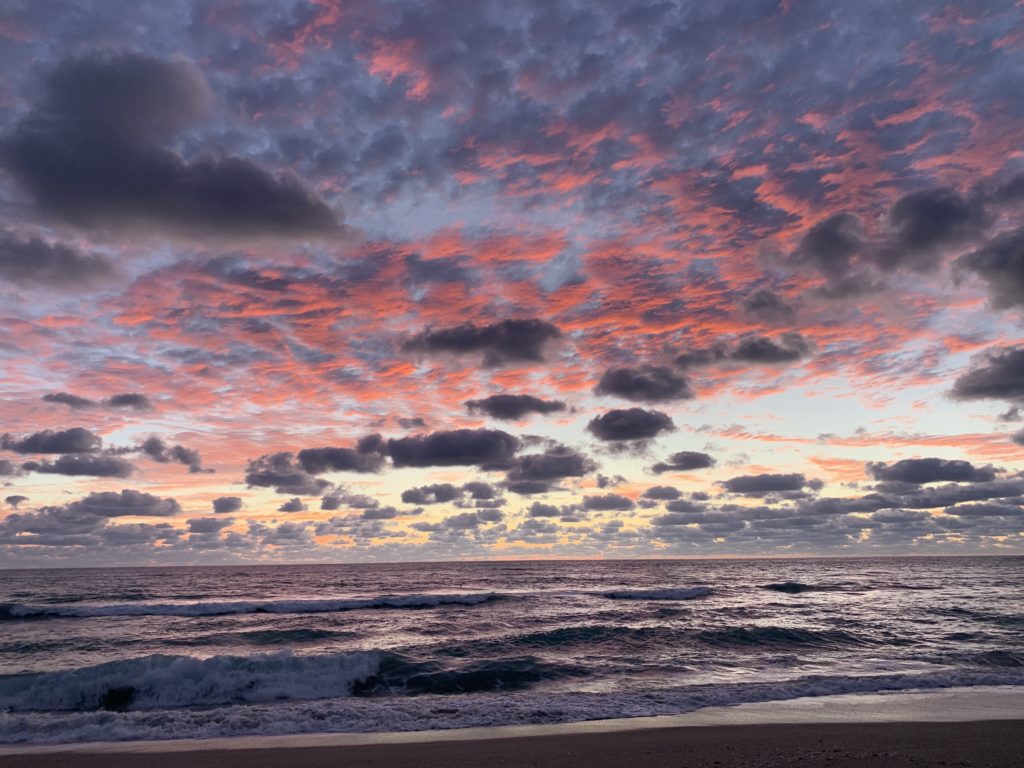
741 288 795 324
642 485 681 500
212 496 243 514
70 489 180 517
465 394 566 420
880 187 986 270
1 52 339 239
402 318 560 367
297 443 386 474
505 445 597 483
867 458 997 485
675 333 813 369
951 346 1024 403
954 228 1024 309
528 502 562 517
187 517 233 533
796 213 863 279
729 333 815 365
595 365 694 402
2 427 101 454
504 480 555 496
462 481 499 500
278 497 307 513
5 495 28 508
387 428 520 467
650 450 717 474
103 393 152 411
42 393 97 409
140 436 207 473
401 483 461 504
22 454 135 478
244 452 331 496
582 493 635 511
587 408 675 442
0 231 115 291
721 473 807 494
0 460 22 478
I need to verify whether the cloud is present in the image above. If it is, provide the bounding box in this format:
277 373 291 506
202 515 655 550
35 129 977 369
403 318 560 367
22 454 135 478
796 212 864 279
505 445 597 482
187 517 233 533
42 393 97 409
642 485 681 500
387 428 520 467
297 441 386 474
867 458 997 485
582 493 635 511
278 497 307 512
721 473 807 494
140 436 207 473
879 187 986 270
465 394 566 420
594 365 694 402
951 346 1024 403
5 495 28 508
675 333 813 369
650 450 717 474
401 483 461 504
70 489 181 517
40 392 152 411
0 231 115 291
212 496 243 514
586 408 675 442
462 481 499 500
1 52 339 239
954 228 1024 309
741 288 795 324
0 460 22 478
2 427 101 454
104 393 153 411
245 452 332 496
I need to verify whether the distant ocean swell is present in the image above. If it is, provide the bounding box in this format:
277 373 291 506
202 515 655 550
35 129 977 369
0 585 717 621
1 658 1022 744
0 592 503 620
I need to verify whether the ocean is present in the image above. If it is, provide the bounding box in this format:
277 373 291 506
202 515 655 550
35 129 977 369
0 557 1021 745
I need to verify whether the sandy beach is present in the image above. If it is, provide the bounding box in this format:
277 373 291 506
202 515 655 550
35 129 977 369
2 689 1021 768
0 720 1020 768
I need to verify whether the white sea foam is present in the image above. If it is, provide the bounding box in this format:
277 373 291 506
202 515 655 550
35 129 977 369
0 651 383 712
2 670 1022 745
1 592 500 620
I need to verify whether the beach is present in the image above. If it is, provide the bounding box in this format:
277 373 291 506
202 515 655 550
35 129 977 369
0 720 1020 768
2 688 1022 768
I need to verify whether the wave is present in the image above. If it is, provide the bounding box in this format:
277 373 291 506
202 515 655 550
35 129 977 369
3 667 1022 744
0 650 585 713
760 582 818 594
0 592 501 621
353 654 588 696
0 651 382 712
601 586 712 601
697 626 876 649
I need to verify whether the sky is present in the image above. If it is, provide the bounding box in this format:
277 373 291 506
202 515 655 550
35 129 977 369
1 0 1024 567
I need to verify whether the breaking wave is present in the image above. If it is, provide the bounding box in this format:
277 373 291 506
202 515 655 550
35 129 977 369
601 586 712 601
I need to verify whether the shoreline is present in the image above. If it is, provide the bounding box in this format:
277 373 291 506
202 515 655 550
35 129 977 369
1 685 1021 759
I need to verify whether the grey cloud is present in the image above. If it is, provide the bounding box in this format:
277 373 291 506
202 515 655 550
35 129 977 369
951 346 1024 403
651 450 717 474
402 318 560 367
0 231 115 292
721 473 807 494
595 365 694 402
867 458 997 485
465 394 566 420
22 454 135 478
387 428 520 468
587 408 675 442
1 52 339 239
212 496 243 514
2 427 101 454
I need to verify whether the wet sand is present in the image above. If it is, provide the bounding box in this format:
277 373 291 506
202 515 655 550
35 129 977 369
0 720 1021 768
